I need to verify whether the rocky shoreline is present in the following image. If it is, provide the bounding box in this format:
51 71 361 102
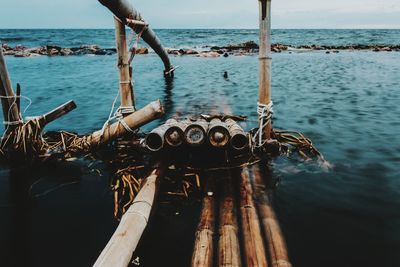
2 41 399 58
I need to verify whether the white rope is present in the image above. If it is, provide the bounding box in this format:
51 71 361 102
252 101 273 148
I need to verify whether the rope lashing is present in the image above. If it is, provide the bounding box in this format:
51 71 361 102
253 101 273 147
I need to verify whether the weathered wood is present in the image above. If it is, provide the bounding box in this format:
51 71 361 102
87 100 164 147
251 165 292 267
94 166 164 267
0 49 21 127
99 0 173 73
218 172 242 267
238 168 268 267
37 100 76 128
225 119 248 150
114 17 135 109
191 176 216 267
258 0 272 139
208 118 230 148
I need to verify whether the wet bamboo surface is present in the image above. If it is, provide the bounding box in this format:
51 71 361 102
94 166 164 267
238 168 268 267
191 176 216 267
251 165 292 267
218 171 242 267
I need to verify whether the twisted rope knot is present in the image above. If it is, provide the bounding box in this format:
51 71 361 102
253 101 273 148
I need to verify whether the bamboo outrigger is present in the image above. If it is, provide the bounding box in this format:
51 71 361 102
0 0 327 266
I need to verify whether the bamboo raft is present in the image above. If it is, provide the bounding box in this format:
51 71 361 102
0 0 330 266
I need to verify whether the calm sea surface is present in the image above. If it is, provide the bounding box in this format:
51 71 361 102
0 29 400 267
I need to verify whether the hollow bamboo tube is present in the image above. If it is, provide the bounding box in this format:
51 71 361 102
94 166 164 267
145 119 185 151
88 100 164 147
191 177 216 267
251 165 292 267
164 119 187 147
114 17 135 109
225 119 248 151
218 172 241 267
208 118 230 148
258 0 272 139
0 49 21 127
238 168 268 267
185 119 208 146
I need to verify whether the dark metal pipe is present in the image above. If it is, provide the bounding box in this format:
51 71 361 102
98 0 173 74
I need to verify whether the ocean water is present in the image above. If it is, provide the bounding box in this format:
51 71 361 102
0 29 400 267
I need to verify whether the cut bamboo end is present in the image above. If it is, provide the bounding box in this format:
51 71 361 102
191 177 216 267
225 119 248 151
185 119 208 146
238 168 268 267
251 165 292 267
218 172 241 267
94 166 164 267
208 118 230 148
164 119 185 147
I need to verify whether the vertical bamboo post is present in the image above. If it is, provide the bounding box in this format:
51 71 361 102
0 49 21 128
218 172 242 267
114 17 135 110
94 166 164 267
251 165 292 267
258 0 272 139
191 176 216 267
238 168 268 267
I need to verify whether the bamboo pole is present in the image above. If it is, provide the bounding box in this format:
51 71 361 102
185 119 208 146
87 100 164 147
0 49 21 127
225 119 248 151
114 17 135 109
238 168 268 267
251 165 292 267
258 0 272 139
218 172 242 267
191 176 216 267
37 100 76 128
145 119 185 151
94 166 164 267
99 0 173 73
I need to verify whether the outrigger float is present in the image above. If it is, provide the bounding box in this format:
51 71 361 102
0 0 327 266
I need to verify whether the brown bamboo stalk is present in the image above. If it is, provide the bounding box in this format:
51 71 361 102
94 166 164 267
37 100 76 128
191 176 216 267
185 119 208 146
0 49 21 127
218 171 242 267
87 100 164 147
114 17 135 109
225 119 248 151
251 165 292 267
258 0 272 139
208 118 230 148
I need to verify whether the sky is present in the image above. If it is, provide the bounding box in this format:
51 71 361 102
0 0 399 29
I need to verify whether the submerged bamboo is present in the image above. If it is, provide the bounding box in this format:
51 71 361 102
98 0 173 74
94 166 164 267
251 165 292 267
225 119 248 151
258 0 272 139
87 100 164 147
238 168 268 267
0 49 21 127
208 118 230 148
114 17 135 109
191 176 216 267
218 172 241 267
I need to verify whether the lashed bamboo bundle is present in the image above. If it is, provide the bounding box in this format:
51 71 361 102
251 165 292 267
218 172 242 267
94 166 164 267
145 119 185 151
87 100 164 148
191 176 216 267
238 168 268 267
